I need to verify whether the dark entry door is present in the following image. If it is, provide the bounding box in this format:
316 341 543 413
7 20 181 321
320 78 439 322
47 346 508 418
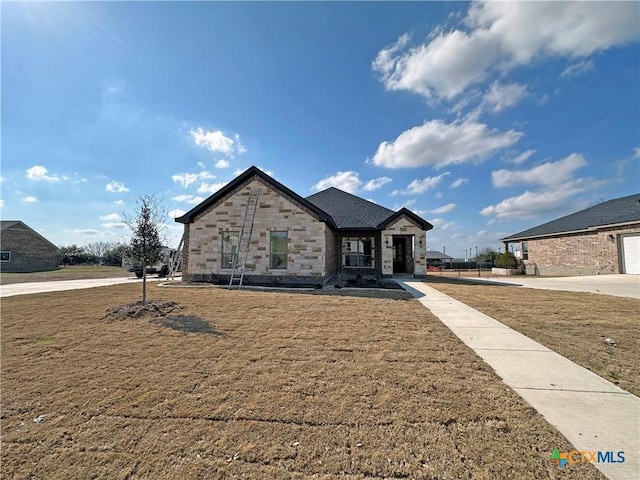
393 237 406 274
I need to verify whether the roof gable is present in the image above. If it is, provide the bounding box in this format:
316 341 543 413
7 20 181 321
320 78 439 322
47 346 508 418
502 193 640 241
377 208 434 231
0 220 59 249
175 166 335 226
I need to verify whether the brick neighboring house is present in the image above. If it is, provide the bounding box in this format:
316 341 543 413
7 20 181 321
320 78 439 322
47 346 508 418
0 221 59 272
175 166 433 285
501 194 640 275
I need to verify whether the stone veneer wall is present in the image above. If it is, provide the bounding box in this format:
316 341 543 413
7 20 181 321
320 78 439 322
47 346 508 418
523 224 640 275
185 179 328 281
0 226 58 272
381 216 427 276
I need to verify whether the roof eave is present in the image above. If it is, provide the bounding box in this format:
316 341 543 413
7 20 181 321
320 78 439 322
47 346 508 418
501 220 640 242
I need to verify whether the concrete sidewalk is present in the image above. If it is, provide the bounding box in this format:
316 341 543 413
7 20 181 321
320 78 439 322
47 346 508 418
0 276 169 298
398 280 639 480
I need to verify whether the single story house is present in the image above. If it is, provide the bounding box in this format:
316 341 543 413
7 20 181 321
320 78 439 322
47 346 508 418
175 166 433 285
425 250 454 267
0 220 59 272
501 194 640 275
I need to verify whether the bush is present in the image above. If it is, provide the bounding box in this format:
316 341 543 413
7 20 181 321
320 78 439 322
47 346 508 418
495 252 517 269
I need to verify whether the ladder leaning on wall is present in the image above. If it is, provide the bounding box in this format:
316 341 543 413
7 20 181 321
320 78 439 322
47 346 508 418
168 232 185 280
228 189 260 290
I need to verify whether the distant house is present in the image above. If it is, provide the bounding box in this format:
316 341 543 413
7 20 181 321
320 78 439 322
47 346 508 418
501 194 640 275
0 221 59 273
425 250 453 267
175 166 433 285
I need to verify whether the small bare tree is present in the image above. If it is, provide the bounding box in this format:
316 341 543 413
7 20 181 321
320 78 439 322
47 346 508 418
124 194 166 305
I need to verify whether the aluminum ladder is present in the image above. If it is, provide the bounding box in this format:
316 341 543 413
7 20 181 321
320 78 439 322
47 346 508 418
228 189 260 289
168 233 185 280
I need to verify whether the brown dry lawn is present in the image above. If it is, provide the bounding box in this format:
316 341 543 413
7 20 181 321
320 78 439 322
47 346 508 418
425 277 640 397
1 283 604 479
0 266 129 285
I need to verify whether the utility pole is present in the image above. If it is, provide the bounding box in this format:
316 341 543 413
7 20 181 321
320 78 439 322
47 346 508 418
476 245 480 277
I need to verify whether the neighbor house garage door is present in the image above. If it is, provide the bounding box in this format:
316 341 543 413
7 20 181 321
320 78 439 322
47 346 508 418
621 234 640 274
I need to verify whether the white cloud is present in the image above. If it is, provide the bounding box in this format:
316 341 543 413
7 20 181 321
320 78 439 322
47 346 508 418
0 199 4 208
71 229 116 236
190 127 245 156
312 171 391 194
168 209 186 219
492 153 587 187
481 82 527 112
560 59 594 78
105 181 129 193
172 194 205 204
26 165 61 182
23 196 38 203
371 119 521 168
393 172 450 195
634 147 640 158
102 222 128 229
373 2 639 100
100 213 121 221
215 159 230 169
434 192 443 199
431 203 456 214
197 181 228 195
392 199 416 210
114 200 125 205
450 178 469 189
362 176 392 191
171 171 215 188
480 180 594 220
506 149 536 165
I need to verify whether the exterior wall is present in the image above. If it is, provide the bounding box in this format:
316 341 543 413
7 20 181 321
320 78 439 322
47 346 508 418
523 224 640 275
0 226 58 272
324 224 336 277
381 216 427 276
185 179 328 282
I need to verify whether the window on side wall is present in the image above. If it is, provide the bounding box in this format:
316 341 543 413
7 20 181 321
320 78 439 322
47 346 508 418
343 238 374 268
522 242 529 260
0 251 10 262
222 232 239 268
270 231 288 269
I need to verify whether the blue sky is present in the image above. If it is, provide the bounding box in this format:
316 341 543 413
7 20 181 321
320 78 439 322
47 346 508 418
2 1 639 257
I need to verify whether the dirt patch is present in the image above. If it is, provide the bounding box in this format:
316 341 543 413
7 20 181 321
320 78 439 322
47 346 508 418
1 283 603 479
104 300 181 320
426 278 640 397
154 315 222 335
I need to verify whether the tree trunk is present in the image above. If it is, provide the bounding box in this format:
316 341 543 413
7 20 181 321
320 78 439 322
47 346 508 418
142 264 147 306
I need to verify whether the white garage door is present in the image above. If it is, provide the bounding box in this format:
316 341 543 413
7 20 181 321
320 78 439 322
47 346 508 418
621 234 640 274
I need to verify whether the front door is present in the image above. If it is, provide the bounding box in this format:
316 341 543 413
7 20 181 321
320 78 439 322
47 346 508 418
392 237 406 274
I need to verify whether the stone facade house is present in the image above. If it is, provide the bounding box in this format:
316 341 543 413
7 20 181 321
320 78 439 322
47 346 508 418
501 194 640 275
0 221 59 272
175 166 433 285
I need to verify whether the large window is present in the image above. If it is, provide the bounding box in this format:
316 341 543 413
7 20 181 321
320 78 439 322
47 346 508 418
522 242 529 261
222 232 239 268
343 237 374 268
270 231 288 269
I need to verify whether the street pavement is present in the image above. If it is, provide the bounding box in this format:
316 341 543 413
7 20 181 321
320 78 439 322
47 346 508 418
0 276 169 298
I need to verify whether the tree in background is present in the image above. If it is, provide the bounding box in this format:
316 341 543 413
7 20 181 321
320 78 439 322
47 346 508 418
124 194 166 305
84 241 115 265
475 247 499 265
495 251 518 269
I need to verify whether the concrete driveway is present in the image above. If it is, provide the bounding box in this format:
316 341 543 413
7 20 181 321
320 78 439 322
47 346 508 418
0 276 170 298
469 274 640 299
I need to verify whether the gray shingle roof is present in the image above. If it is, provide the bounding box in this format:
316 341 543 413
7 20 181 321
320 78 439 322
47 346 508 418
306 187 395 229
501 193 640 241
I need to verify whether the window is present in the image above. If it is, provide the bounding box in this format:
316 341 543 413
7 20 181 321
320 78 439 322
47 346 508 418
0 251 10 262
270 231 288 269
343 237 374 268
222 232 239 268
522 242 529 261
